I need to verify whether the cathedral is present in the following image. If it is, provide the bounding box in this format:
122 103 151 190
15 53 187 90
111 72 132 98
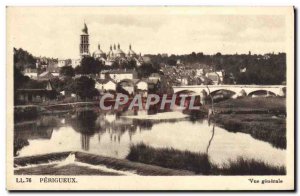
79 23 144 67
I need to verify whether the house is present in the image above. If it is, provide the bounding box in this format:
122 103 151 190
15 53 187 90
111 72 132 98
23 68 38 79
215 71 224 83
135 79 148 97
149 73 161 83
206 72 220 85
95 79 117 92
135 80 148 91
147 79 160 93
58 59 67 67
196 69 205 76
71 59 81 68
99 70 137 83
240 67 247 73
38 71 56 81
117 79 135 95
16 81 57 104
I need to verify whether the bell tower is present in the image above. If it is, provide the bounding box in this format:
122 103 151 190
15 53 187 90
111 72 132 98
80 22 90 58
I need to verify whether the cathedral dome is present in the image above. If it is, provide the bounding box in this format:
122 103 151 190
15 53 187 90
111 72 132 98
93 44 105 57
116 48 125 55
127 44 137 57
107 45 114 58
115 43 125 57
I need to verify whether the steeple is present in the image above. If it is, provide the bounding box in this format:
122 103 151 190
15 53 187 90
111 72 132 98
98 43 100 50
80 22 90 58
82 22 88 34
113 44 116 50
129 44 132 50
110 45 112 50
118 43 120 49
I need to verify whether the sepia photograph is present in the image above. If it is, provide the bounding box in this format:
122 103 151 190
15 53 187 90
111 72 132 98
6 6 295 190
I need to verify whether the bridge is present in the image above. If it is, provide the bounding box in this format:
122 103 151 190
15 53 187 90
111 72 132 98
172 85 286 97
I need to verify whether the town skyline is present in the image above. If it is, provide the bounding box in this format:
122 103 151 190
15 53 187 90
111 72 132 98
9 7 286 59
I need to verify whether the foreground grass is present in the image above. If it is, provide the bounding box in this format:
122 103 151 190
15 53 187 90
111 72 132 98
127 144 286 175
215 158 286 175
212 97 286 149
127 143 211 174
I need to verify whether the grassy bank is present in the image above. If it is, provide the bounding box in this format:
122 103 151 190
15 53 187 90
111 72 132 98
127 143 211 174
213 114 286 149
215 158 286 175
213 97 286 114
212 97 286 149
126 144 286 175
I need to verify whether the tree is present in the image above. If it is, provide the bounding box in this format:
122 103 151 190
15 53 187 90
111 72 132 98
14 66 30 90
60 66 75 77
72 76 97 99
76 56 103 75
136 63 158 78
13 48 36 70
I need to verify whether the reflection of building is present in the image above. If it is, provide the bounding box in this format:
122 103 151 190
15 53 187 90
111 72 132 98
81 134 90 151
14 116 60 141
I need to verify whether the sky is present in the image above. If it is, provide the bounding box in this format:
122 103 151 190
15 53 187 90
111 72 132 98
8 7 287 59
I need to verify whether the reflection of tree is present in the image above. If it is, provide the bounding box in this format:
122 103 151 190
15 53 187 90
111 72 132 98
70 110 98 151
71 110 98 135
133 119 153 131
14 137 29 156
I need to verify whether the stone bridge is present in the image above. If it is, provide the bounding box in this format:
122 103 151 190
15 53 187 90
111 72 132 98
173 85 286 97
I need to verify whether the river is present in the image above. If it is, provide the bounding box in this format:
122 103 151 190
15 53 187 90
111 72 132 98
14 108 285 168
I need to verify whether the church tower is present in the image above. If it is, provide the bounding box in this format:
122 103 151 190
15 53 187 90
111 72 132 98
80 23 90 58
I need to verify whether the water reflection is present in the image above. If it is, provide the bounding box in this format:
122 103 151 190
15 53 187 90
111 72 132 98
14 109 286 167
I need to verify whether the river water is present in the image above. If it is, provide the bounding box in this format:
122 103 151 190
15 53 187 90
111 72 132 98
14 109 285 167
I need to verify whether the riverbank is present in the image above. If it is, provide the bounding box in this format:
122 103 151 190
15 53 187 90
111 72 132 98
212 97 286 149
126 143 286 175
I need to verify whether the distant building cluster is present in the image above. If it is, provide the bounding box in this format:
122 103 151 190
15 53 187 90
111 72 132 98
161 65 225 86
79 23 144 67
53 23 145 68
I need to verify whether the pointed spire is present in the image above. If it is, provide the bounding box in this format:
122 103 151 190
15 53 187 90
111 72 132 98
110 45 112 50
82 22 88 34
129 44 132 50
118 43 120 49
113 44 116 50
98 43 100 50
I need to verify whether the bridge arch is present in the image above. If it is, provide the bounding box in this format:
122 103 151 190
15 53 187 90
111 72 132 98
210 89 237 96
174 90 198 95
172 85 286 97
247 90 277 97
